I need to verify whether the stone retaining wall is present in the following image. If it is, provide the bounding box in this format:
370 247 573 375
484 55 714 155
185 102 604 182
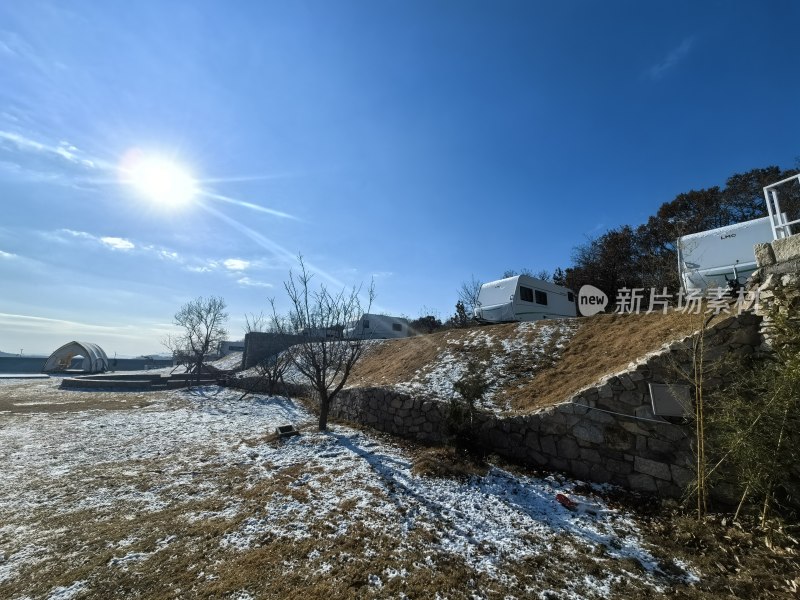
329 312 762 496
753 233 800 346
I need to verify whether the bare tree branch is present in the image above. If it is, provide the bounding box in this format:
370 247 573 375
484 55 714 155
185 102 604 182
271 256 374 430
457 275 483 316
164 296 229 384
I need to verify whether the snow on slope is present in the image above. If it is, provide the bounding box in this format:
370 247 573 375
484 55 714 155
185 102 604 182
395 320 578 411
0 385 695 598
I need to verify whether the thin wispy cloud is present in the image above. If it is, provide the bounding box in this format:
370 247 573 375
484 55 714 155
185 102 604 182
186 264 216 273
199 203 346 289
0 311 159 340
223 258 250 271
646 37 694 80
100 236 135 250
59 229 94 241
0 130 101 169
0 40 15 56
0 29 56 76
157 250 180 261
200 172 304 184
200 191 298 220
0 249 17 259
589 222 606 234
54 229 136 253
237 276 273 288
185 256 283 276
0 30 31 61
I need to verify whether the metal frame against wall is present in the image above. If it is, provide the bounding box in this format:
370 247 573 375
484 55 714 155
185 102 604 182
763 174 800 240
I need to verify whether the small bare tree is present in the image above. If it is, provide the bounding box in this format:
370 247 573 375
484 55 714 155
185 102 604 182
273 257 374 430
458 275 483 316
165 296 229 384
533 269 551 281
244 311 267 334
238 304 291 399
162 334 193 375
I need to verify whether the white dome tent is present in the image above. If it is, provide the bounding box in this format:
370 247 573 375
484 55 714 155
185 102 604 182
43 341 109 373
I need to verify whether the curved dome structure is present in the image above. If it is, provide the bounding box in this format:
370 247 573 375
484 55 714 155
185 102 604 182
43 341 109 373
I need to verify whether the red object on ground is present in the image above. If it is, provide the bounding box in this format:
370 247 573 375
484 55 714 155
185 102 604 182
556 493 578 510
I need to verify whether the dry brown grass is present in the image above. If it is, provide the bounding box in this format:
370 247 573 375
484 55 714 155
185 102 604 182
410 446 489 479
348 337 442 387
507 310 702 412
350 312 702 414
349 324 524 388
4 381 795 598
0 442 635 600
0 378 164 413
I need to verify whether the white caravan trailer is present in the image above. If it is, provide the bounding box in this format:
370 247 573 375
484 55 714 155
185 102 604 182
473 275 577 322
677 215 788 293
344 313 411 339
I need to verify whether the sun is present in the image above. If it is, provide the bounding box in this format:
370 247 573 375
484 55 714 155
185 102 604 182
124 155 197 207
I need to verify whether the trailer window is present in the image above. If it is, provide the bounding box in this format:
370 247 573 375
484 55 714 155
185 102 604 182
363 320 370 328
567 291 574 302
520 286 534 302
535 290 548 305
392 323 402 332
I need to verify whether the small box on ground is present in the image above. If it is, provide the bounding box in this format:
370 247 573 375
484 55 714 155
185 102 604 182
275 424 300 438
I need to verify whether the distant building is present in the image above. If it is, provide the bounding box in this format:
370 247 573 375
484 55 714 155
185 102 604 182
43 341 109 373
217 340 245 355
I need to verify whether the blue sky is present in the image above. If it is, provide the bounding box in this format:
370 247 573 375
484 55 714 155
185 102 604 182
0 0 798 355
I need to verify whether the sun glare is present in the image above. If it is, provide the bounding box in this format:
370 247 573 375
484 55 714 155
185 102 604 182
125 155 197 207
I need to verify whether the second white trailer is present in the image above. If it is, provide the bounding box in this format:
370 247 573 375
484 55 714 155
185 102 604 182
677 215 785 293
473 275 577 322
344 314 411 339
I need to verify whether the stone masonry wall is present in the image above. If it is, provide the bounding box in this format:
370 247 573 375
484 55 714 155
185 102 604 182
752 232 800 346
329 312 762 497
750 232 800 491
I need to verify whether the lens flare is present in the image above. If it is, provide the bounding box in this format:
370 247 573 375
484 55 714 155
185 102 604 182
122 154 197 207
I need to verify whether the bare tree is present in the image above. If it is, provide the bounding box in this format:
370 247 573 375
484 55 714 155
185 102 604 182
165 296 229 384
238 303 291 399
243 311 267 333
457 275 483 316
502 268 534 278
162 334 193 375
273 257 374 430
533 269 551 281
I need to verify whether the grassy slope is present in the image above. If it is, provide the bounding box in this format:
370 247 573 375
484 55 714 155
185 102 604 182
350 311 703 413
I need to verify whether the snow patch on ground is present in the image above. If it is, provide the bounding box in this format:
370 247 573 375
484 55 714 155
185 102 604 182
0 541 47 584
396 320 579 412
108 535 176 570
0 382 693 597
210 352 244 371
46 580 87 599
216 424 680 590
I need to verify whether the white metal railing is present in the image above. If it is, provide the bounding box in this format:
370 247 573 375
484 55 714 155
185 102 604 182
763 174 800 239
